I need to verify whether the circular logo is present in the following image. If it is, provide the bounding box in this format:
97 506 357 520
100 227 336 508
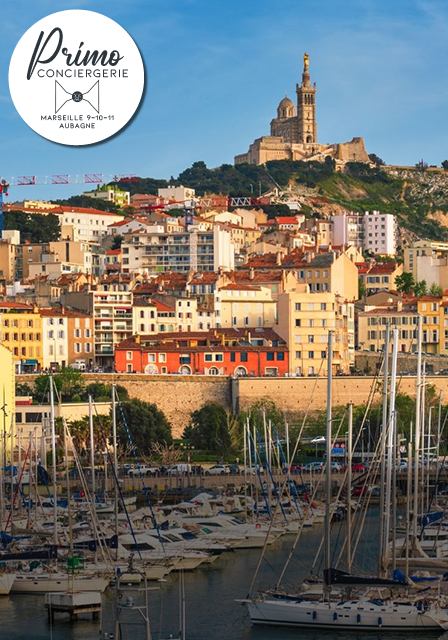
9 10 145 146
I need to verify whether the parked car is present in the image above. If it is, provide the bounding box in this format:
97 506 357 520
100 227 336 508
283 464 302 474
128 465 160 478
166 464 192 476
303 462 325 473
352 462 367 472
205 464 230 476
330 462 343 473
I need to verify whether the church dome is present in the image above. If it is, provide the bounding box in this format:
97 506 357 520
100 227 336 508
277 96 295 119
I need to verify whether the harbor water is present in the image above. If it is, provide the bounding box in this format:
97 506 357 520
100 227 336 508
1 510 444 640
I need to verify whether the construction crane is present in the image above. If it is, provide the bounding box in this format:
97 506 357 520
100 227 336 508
0 173 137 238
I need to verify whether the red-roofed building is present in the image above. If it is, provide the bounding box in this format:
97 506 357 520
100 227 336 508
115 328 288 376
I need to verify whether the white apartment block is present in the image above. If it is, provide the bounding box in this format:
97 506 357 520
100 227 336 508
331 210 396 255
158 185 195 202
122 223 234 275
331 212 364 248
93 289 133 369
404 240 448 290
363 211 396 255
41 313 69 369
59 208 124 242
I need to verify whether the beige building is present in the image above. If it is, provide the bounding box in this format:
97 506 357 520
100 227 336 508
358 304 418 353
362 262 403 295
133 296 200 335
275 287 354 376
215 284 277 329
404 240 448 290
0 343 15 456
291 251 359 301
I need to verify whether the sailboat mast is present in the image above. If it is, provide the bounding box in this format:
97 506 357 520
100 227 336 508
49 375 58 547
412 315 423 539
382 327 398 576
378 325 390 575
89 395 96 499
112 384 119 560
347 402 353 572
324 330 333 588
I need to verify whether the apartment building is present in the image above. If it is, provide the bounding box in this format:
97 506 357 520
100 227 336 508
67 311 94 369
362 262 403 295
157 185 195 202
40 308 69 370
0 232 21 285
363 211 396 255
115 328 288 376
133 296 199 334
215 284 277 329
121 223 235 275
357 304 418 352
25 240 105 280
275 287 354 376
331 212 364 248
82 184 130 207
404 240 448 290
0 303 42 372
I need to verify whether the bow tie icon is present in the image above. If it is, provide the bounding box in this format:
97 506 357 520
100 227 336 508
55 80 100 114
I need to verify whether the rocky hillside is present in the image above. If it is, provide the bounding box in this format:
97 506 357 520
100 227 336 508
112 160 448 244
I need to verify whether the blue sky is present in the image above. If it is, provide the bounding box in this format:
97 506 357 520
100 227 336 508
1 0 448 200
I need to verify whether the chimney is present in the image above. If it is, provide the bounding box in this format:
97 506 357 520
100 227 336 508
249 268 255 280
397 300 403 312
276 252 282 266
305 251 315 263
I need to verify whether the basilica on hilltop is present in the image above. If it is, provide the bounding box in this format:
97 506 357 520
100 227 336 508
234 53 370 166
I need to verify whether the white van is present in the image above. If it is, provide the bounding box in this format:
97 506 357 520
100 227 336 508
167 464 191 476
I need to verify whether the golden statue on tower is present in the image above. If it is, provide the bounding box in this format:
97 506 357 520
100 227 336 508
303 52 309 72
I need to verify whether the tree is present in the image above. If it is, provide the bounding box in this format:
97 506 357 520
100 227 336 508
442 160 448 170
111 234 123 250
395 272 415 295
369 153 385 167
34 368 85 403
185 402 231 457
52 194 122 213
117 399 172 455
358 278 367 299
4 211 60 243
413 280 427 298
429 283 443 297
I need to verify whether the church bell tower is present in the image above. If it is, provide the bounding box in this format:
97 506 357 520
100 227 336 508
296 52 317 144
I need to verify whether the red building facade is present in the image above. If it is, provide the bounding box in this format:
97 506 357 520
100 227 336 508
115 328 289 377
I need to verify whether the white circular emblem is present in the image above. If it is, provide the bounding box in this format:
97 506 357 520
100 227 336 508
9 10 144 146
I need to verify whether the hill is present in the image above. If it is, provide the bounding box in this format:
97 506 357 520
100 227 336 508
110 160 448 243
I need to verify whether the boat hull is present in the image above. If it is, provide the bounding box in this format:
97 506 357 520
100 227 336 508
246 598 448 631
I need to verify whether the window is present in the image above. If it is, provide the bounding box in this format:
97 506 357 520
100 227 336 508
75 343 81 353
240 352 248 362
126 351 133 360
295 351 301 358
266 352 275 361
308 351 315 359
148 353 156 363
230 353 236 362
74 329 81 338
277 352 284 361
295 319 301 327
308 335 314 343
215 354 223 362
126 364 133 373
321 351 327 359
158 353 166 363
321 303 326 311
179 355 191 364
295 303 301 311
205 354 213 362
85 343 91 353
48 330 54 339
309 319 314 327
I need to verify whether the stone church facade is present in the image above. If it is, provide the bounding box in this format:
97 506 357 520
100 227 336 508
235 54 370 166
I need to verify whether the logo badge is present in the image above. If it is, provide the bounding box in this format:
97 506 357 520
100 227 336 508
9 10 145 146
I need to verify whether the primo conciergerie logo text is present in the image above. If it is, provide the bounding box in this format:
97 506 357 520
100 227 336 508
9 10 145 145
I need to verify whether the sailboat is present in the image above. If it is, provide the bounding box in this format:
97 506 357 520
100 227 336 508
240 326 448 632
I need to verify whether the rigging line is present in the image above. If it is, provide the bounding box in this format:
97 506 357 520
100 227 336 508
115 396 162 541
92 401 143 562
246 357 326 598
66 421 114 569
